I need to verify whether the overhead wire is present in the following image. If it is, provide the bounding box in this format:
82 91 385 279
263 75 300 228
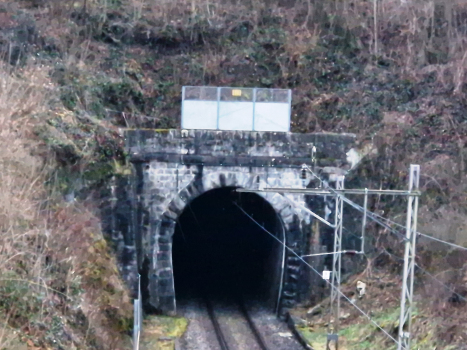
306 166 467 253
277 187 467 336
414 264 467 303
416 233 467 251
301 165 467 303
343 203 467 252
283 196 335 228
376 213 467 251
339 198 467 304
232 201 406 350
380 248 467 303
302 165 408 242
238 163 464 347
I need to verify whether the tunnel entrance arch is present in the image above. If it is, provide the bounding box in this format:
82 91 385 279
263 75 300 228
149 171 307 316
121 129 356 317
172 186 287 314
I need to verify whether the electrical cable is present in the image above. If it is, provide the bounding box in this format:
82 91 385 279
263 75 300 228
376 212 467 251
311 177 467 252
341 197 407 241
342 225 365 241
284 188 467 337
417 233 467 251
414 264 467 303
176 217 188 243
380 248 467 303
302 165 467 306
267 165 467 342
349 200 467 252
187 202 208 239
232 202 406 350
303 165 408 242
283 196 335 228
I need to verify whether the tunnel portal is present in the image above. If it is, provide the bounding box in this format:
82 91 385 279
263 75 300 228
173 187 285 310
116 129 355 316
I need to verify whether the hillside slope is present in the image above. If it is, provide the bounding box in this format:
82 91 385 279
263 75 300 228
0 0 466 348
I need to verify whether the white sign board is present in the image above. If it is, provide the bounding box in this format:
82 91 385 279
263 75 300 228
181 86 291 132
182 100 218 130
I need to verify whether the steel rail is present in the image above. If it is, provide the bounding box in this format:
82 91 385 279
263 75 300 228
236 297 270 350
205 297 231 350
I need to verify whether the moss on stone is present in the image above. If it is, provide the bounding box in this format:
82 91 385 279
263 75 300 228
140 315 188 350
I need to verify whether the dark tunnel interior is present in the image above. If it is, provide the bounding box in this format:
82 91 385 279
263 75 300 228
172 187 284 308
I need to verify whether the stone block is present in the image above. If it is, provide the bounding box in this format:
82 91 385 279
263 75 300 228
160 207 176 220
158 243 172 252
156 268 173 278
157 279 175 296
156 259 172 269
159 175 176 182
152 161 167 169
280 206 294 222
287 256 301 266
281 299 295 308
156 251 171 261
178 189 191 203
283 290 297 298
169 196 185 214
158 236 172 244
185 183 201 198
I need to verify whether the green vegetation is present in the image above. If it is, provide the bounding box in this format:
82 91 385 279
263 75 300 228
296 305 450 350
140 316 188 350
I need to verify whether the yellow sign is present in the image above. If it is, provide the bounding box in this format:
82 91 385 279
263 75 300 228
232 89 242 97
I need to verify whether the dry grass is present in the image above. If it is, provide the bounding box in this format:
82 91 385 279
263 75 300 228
0 60 132 349
0 62 54 347
0 63 52 274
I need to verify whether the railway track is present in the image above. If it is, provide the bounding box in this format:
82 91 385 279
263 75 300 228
204 296 271 350
205 297 231 350
178 294 305 350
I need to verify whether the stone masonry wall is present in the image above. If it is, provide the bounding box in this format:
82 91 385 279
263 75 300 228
126 129 355 169
121 129 356 316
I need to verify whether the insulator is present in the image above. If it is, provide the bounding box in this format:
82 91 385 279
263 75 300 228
301 167 307 180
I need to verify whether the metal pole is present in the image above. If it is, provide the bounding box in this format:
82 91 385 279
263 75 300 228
328 175 344 350
361 189 368 254
216 87 221 130
133 299 139 350
138 274 142 333
133 274 142 350
397 165 420 350
287 89 292 132
181 87 186 129
252 88 257 131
